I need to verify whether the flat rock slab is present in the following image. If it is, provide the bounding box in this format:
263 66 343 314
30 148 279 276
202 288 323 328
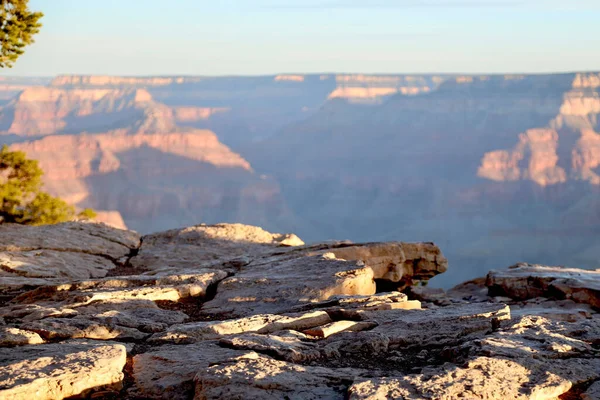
150 310 332 344
130 223 304 272
0 341 127 400
201 255 376 317
330 303 511 350
0 250 118 280
0 222 139 257
5 298 189 341
487 263 600 308
219 304 512 369
510 299 596 321
19 316 150 341
0 276 60 291
3 270 224 340
304 320 378 338
194 352 363 400
11 269 228 306
0 222 140 288
286 291 415 315
219 331 323 363
131 341 251 400
348 356 600 400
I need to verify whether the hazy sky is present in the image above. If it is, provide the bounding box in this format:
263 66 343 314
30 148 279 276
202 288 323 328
4 0 600 76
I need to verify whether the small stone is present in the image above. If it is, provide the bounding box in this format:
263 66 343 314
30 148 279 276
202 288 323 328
0 326 44 347
303 320 378 338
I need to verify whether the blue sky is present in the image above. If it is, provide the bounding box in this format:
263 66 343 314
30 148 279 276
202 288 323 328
4 0 600 76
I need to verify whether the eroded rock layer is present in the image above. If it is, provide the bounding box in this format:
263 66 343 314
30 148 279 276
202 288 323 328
0 222 599 399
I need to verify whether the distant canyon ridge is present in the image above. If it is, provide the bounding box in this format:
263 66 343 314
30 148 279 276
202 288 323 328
0 72 599 287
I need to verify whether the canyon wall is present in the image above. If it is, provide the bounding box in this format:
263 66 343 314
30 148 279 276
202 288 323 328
2 72 600 287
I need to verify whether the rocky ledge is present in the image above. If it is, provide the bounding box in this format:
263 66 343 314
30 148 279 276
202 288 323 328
0 222 598 400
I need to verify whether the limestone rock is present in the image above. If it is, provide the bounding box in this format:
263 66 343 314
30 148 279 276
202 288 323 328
510 299 595 321
201 255 376 317
0 341 127 400
3 270 218 340
150 311 331 344
319 242 448 286
0 326 44 346
2 221 597 400
219 304 512 370
487 263 600 308
4 298 189 341
470 315 595 360
194 352 363 400
130 223 304 273
219 331 322 363
1 303 78 322
20 317 148 341
348 356 600 400
447 277 489 302
287 291 414 315
131 342 250 400
0 276 60 291
72 300 188 332
0 250 118 280
408 286 450 304
12 269 228 306
331 303 511 350
0 222 140 257
303 320 378 338
0 222 140 289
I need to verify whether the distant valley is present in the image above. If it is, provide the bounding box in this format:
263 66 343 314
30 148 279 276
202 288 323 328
1 72 599 286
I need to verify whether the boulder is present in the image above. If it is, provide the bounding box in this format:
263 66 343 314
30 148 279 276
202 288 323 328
0 341 127 400
317 242 448 287
201 255 377 317
0 326 44 347
487 263 600 308
130 223 305 273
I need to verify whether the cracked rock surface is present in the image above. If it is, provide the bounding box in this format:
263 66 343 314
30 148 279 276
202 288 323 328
1 222 599 399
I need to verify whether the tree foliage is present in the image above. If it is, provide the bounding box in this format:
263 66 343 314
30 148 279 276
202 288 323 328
0 145 95 225
0 0 43 68
77 207 97 221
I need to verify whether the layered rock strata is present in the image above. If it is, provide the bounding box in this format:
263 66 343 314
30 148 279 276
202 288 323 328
0 222 598 399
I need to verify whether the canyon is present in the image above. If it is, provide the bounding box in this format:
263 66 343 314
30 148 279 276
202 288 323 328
1 72 600 286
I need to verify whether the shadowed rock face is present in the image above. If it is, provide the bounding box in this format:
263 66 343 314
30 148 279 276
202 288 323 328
8 129 296 234
0 222 599 400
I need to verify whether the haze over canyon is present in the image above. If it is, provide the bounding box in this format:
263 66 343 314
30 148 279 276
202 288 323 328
1 72 599 287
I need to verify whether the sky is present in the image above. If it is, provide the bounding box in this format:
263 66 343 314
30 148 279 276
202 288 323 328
4 0 600 76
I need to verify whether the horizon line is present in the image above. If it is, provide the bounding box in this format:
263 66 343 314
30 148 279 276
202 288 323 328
1 70 600 79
